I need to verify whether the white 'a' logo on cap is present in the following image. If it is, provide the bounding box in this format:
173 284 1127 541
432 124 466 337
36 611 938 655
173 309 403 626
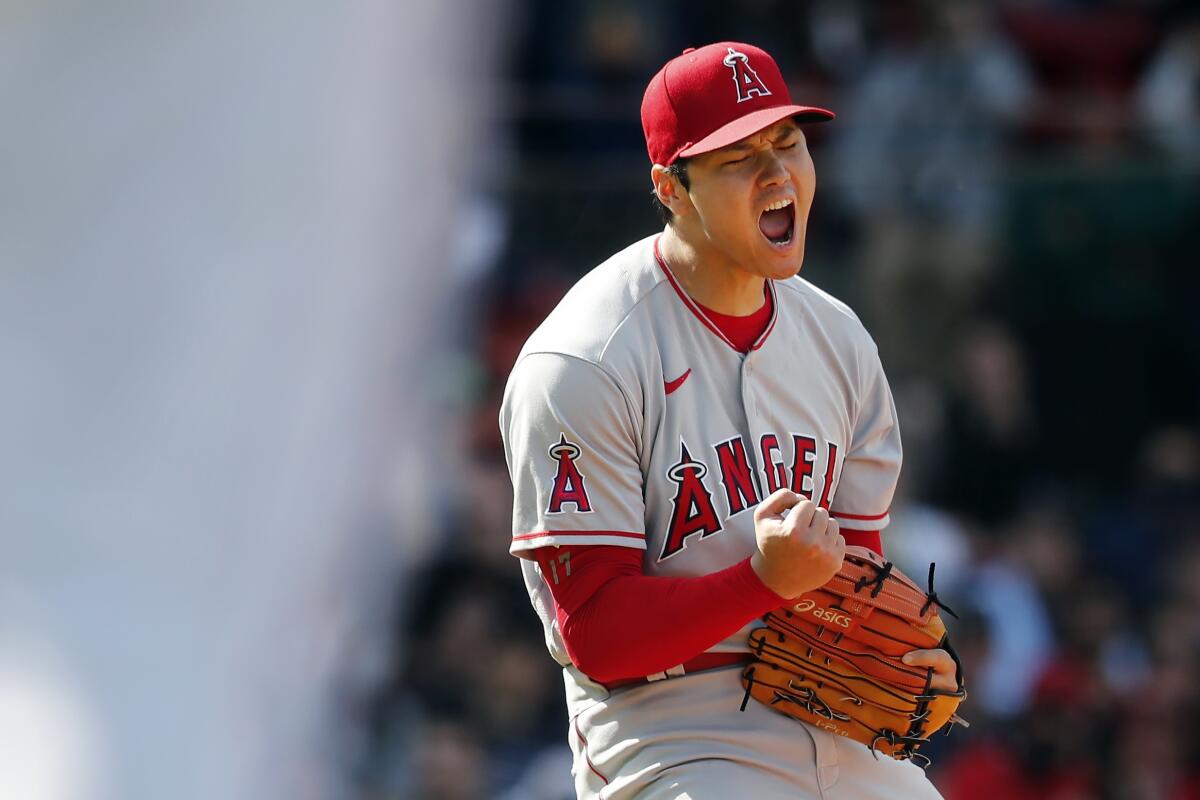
723 48 772 103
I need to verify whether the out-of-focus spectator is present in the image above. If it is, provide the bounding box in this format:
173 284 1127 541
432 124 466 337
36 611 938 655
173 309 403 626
967 548 1055 718
933 322 1039 527
354 524 567 798
835 1 1033 229
807 0 870 83
512 0 659 158
495 745 575 800
410 718 489 800
884 501 973 599
1006 3 1160 153
1137 11 1200 165
1086 426 1200 610
936 657 1105 799
830 1 1033 371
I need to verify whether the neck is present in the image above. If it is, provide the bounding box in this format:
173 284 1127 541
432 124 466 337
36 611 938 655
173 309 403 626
659 226 767 316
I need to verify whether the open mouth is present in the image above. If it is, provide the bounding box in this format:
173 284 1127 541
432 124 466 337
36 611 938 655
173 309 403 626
758 198 795 247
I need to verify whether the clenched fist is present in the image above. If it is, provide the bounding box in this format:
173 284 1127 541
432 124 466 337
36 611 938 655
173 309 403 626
750 489 845 599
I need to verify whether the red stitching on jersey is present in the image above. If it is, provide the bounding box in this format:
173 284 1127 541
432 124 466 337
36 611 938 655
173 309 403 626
750 281 779 351
831 508 890 521
654 237 738 351
574 717 609 784
654 236 779 352
512 530 646 541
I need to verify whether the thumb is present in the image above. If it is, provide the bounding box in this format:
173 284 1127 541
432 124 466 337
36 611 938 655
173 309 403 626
755 488 800 521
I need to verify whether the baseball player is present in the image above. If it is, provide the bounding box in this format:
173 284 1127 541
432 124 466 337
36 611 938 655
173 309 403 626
500 42 959 799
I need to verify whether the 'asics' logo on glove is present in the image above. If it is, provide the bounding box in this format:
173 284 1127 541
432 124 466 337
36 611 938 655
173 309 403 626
793 599 852 628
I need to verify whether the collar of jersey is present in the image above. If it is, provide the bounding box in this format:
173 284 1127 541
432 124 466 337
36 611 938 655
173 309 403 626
653 235 779 353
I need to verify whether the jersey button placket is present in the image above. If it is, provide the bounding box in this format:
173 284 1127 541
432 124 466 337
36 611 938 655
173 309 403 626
740 356 764 475
742 357 756 415
746 356 760 398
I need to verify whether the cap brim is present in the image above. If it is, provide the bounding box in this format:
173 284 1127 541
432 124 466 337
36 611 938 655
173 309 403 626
677 105 835 160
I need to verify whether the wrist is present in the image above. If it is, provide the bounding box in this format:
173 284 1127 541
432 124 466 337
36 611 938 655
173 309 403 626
749 551 789 600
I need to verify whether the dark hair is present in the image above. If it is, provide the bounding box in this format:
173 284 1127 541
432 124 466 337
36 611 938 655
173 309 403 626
651 159 691 225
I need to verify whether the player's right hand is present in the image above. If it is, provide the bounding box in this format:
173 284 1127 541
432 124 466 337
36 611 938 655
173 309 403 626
749 488 845 599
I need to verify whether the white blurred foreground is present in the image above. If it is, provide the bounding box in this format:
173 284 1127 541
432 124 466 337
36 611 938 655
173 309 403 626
0 1 489 798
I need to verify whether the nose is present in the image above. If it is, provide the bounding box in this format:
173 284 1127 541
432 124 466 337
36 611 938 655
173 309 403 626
758 151 789 188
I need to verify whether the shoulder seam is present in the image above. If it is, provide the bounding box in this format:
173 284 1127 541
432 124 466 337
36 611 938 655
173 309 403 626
598 277 670 362
511 350 644 446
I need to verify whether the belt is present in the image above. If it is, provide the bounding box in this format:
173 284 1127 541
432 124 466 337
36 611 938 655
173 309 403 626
603 652 752 690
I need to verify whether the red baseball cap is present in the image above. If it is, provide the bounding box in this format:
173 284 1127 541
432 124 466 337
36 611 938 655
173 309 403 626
641 42 834 166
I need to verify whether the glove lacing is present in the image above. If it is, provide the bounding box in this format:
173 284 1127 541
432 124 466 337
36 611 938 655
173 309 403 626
920 562 959 619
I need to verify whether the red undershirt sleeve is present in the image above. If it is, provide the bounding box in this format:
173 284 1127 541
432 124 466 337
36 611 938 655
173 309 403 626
842 529 883 556
532 545 786 683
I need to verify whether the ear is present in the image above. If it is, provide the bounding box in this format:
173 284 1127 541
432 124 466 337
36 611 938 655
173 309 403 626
651 164 690 218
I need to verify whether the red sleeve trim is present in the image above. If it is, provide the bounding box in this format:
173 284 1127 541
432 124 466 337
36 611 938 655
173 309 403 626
513 529 645 542
831 508 890 522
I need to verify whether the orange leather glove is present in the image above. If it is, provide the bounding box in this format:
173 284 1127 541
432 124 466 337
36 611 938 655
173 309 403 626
741 546 968 764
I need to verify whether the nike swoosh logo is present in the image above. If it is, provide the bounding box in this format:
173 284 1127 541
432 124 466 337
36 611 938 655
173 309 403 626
664 368 692 396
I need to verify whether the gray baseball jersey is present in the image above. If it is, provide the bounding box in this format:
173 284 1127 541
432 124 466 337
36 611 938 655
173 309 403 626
500 233 919 798
502 231 901 659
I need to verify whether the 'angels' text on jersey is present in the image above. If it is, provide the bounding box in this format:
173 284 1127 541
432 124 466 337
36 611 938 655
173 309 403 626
658 432 840 560
541 429 843 561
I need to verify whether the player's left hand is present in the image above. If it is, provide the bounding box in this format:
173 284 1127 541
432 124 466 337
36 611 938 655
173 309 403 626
902 648 960 694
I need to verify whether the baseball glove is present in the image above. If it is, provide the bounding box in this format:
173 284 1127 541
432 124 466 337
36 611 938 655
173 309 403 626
740 546 967 764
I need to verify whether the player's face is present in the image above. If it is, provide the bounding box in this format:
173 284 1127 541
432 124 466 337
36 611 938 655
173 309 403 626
680 119 816 280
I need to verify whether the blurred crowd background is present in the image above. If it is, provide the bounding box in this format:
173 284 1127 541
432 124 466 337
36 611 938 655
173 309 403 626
353 1 1200 799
